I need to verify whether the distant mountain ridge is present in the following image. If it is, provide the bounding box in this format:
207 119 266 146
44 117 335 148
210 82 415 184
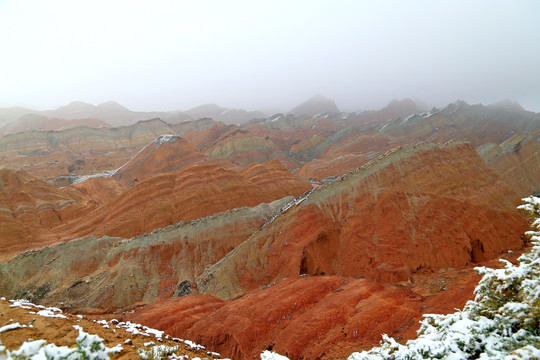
40 101 169 127
288 95 340 116
0 101 269 133
1 97 537 135
184 103 267 124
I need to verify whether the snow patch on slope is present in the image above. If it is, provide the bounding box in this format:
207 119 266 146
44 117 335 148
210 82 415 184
260 350 290 360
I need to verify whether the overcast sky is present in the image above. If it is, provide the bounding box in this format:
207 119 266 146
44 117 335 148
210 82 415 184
1 0 539 112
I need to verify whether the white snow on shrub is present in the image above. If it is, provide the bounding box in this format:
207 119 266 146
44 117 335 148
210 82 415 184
137 344 179 359
183 339 205 351
348 196 540 360
260 350 290 360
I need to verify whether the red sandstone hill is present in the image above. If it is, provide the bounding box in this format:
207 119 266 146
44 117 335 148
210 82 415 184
178 122 281 166
180 122 237 151
196 141 527 300
295 128 397 180
184 103 266 124
292 102 540 182
40 101 169 127
378 101 540 147
69 177 128 207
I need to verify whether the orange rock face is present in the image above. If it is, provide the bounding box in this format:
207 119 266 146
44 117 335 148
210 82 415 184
0 168 91 260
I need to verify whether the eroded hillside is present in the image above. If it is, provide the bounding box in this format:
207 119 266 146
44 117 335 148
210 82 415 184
1 99 539 360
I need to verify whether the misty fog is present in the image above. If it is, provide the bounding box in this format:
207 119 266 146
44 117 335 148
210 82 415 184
0 0 539 112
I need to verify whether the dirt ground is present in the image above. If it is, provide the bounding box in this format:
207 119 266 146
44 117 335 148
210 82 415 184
0 297 222 359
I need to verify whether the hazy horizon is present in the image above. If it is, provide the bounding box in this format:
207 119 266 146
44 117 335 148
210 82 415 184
2 96 540 117
1 1 539 113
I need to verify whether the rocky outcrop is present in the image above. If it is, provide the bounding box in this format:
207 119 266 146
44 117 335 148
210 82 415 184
239 160 312 199
478 133 540 197
205 127 279 166
0 198 290 312
181 123 238 152
196 142 527 300
113 134 209 186
295 129 396 180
